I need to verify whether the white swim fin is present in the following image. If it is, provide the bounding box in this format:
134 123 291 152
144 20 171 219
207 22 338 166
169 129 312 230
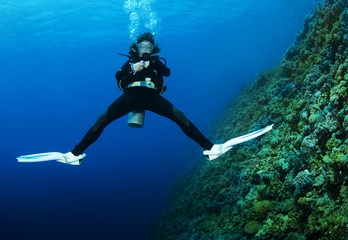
204 124 274 160
17 152 86 165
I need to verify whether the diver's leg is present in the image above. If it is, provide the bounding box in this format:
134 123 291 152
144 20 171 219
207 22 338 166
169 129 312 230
146 95 213 150
71 93 134 155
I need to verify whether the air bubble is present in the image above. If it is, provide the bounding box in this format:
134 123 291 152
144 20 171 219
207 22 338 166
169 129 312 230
124 0 159 40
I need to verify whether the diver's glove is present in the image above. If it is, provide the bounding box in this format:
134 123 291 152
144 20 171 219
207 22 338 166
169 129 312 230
131 60 150 74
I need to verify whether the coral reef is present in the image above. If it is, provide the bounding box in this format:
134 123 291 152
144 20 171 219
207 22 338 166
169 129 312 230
155 0 348 239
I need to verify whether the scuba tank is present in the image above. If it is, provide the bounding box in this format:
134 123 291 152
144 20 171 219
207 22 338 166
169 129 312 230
127 110 145 128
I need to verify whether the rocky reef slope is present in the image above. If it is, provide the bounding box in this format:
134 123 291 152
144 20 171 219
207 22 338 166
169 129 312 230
155 0 348 239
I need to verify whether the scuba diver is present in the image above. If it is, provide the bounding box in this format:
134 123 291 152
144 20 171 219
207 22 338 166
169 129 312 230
17 32 273 165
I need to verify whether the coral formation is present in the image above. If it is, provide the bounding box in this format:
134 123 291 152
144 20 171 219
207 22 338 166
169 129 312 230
244 220 261 235
155 0 348 239
252 200 273 219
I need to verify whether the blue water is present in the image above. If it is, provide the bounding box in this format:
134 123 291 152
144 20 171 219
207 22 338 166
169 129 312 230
1 1 318 239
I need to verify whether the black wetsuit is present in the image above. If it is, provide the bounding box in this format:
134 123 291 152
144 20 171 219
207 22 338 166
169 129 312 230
71 57 213 156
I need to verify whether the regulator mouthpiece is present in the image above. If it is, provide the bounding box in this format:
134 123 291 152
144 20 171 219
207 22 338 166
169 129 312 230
141 53 151 61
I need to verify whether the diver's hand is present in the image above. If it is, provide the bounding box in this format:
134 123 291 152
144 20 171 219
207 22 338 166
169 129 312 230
143 61 150 68
131 60 150 74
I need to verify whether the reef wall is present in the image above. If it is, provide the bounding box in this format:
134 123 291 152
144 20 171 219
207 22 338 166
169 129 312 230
155 0 348 239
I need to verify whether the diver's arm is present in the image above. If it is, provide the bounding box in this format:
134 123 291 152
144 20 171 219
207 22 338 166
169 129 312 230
152 59 170 77
115 60 132 81
131 60 150 73
115 60 133 91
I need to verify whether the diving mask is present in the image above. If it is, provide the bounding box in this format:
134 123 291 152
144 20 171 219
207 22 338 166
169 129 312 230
137 41 154 52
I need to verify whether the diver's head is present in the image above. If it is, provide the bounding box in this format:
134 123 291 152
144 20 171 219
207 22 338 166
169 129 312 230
137 40 154 56
129 32 160 58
